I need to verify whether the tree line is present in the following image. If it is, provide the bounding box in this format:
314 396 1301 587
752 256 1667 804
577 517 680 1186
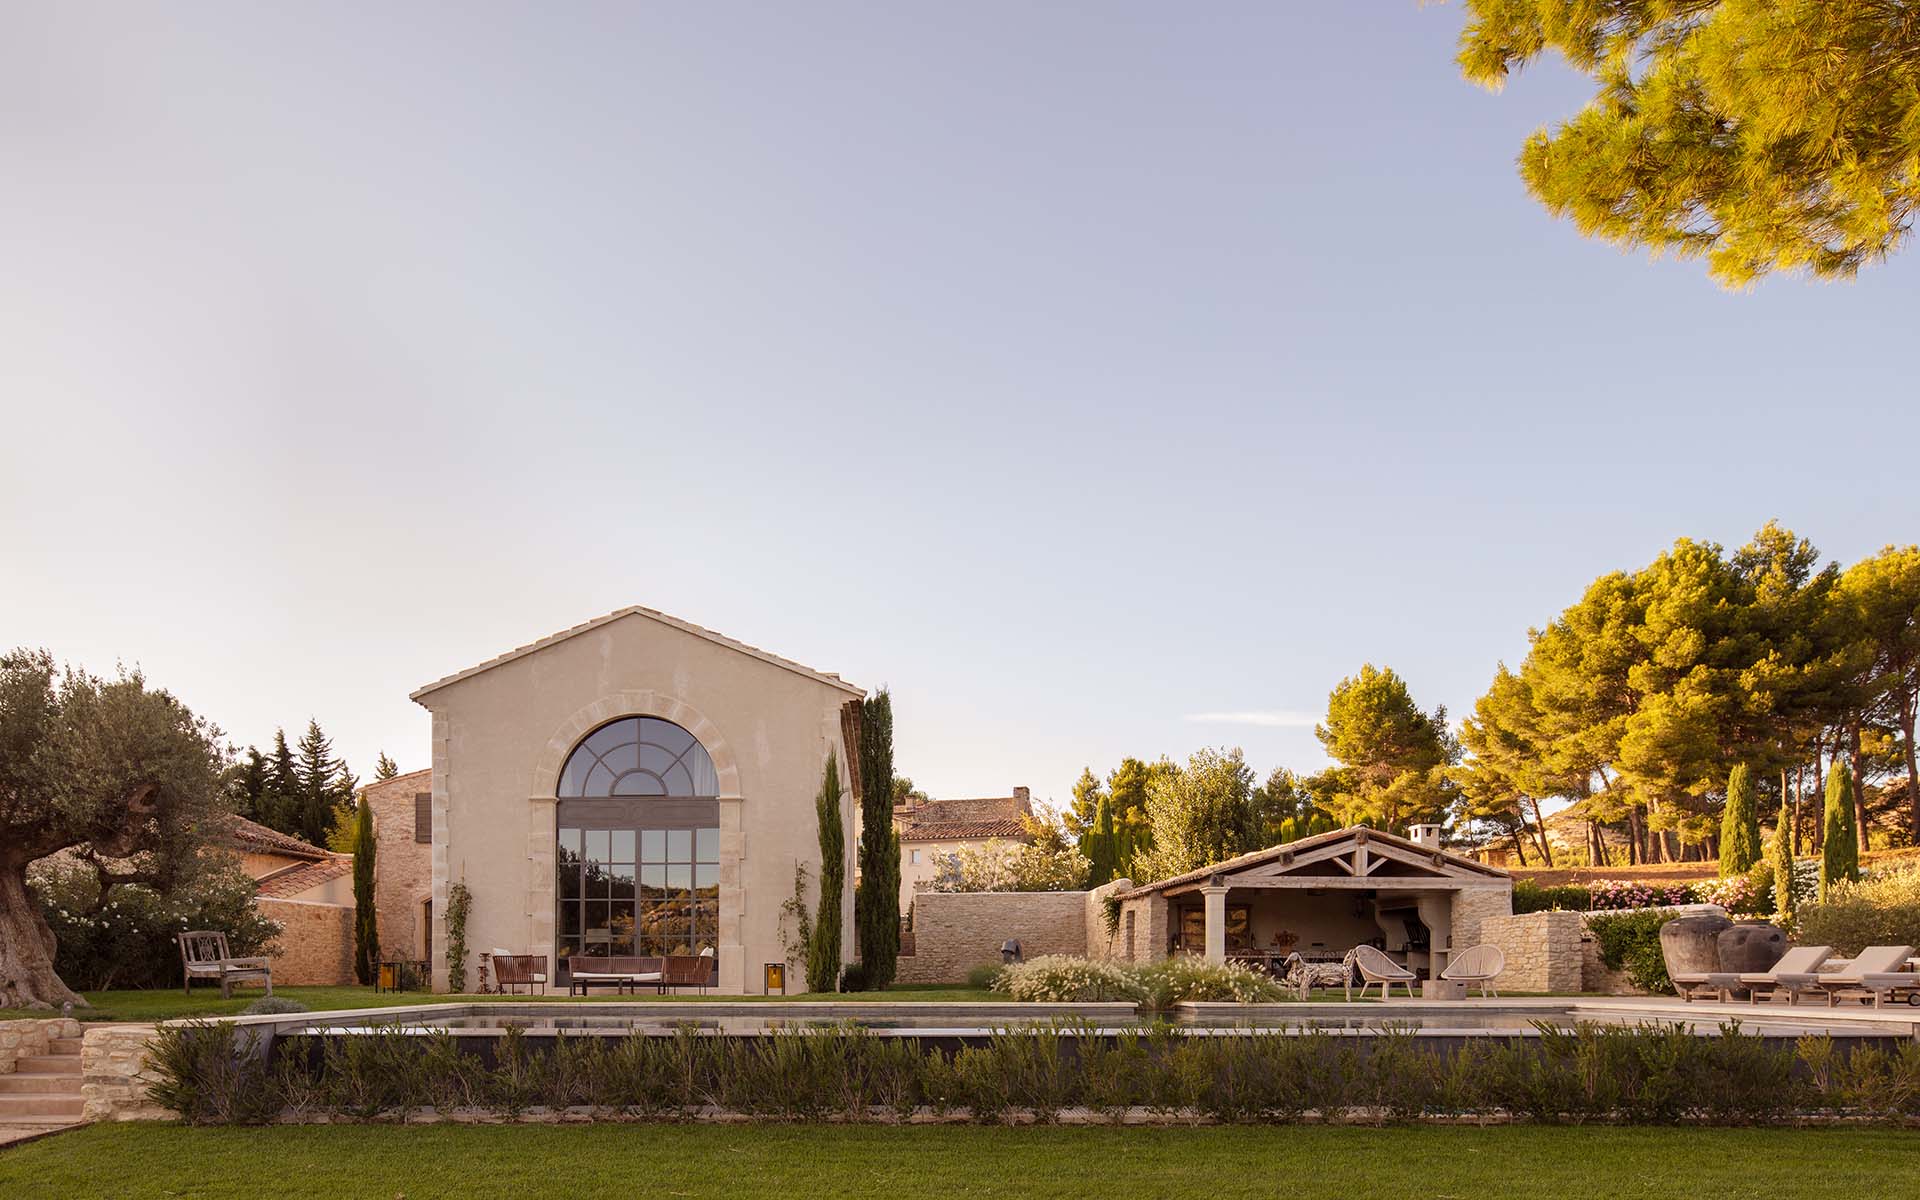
1061 523 1918 884
227 721 401 851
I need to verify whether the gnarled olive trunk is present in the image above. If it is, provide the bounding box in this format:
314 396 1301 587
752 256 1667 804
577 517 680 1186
0 859 86 1010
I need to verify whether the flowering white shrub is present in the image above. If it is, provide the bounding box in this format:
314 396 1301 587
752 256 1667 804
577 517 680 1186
925 841 1090 893
1136 956 1281 1007
991 954 1283 1007
991 955 1145 1003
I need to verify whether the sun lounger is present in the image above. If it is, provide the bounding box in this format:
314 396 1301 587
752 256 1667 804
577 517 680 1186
1740 945 1833 1006
1670 971 1744 1003
1814 945 1917 1008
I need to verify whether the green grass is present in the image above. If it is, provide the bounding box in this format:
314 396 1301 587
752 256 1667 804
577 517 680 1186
2 1124 1917 1199
0 983 999 1024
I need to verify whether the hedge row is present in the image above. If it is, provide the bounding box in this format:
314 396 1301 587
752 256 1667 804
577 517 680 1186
148 1019 1920 1127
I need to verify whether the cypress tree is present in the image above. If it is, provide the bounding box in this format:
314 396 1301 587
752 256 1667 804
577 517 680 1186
1819 762 1859 902
1770 792 1796 926
807 751 846 993
855 691 900 989
351 798 379 984
1087 793 1116 885
1718 764 1762 877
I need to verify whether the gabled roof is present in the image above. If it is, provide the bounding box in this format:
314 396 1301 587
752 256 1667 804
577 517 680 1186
254 854 354 900
895 793 1034 844
410 606 867 702
1120 826 1510 899
358 767 432 798
224 815 331 863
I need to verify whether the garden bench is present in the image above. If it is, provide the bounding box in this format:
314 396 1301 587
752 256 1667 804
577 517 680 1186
177 930 272 999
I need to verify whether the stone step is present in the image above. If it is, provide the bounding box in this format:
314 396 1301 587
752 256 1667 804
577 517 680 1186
0 1095 84 1119
0 1073 83 1095
0 1113 83 1129
13 1055 81 1075
46 1038 84 1055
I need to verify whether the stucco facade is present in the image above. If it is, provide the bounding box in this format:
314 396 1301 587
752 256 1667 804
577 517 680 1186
411 608 865 995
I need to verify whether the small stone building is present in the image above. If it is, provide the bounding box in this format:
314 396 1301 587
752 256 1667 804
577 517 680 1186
894 788 1034 910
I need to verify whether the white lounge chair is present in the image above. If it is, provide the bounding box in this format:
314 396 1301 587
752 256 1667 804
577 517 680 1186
1348 944 1418 1001
1740 945 1834 1006
1440 944 1505 998
1815 945 1917 1008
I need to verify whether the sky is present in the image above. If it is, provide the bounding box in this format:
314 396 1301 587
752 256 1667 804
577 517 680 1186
4 3 1917 810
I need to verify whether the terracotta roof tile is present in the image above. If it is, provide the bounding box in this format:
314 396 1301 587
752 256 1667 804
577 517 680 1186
225 815 331 862
254 855 354 899
899 818 1032 843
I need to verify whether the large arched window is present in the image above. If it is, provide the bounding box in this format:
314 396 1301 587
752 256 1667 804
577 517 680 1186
554 717 720 971
557 716 719 798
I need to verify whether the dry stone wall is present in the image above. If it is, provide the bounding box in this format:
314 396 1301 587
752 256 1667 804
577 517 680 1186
81 1024 167 1122
258 897 356 986
896 891 1090 983
0 1017 81 1074
1479 911 1585 993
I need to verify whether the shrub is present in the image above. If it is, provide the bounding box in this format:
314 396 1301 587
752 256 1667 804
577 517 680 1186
1585 910 1676 994
145 1022 279 1125
965 963 1005 990
1135 957 1281 1008
990 955 1144 1003
241 997 311 1015
1511 880 1592 913
839 962 870 993
32 858 281 992
1796 862 1920 955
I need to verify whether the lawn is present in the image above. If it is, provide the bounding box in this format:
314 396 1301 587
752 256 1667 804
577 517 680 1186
0 983 999 1023
3 1123 1917 1199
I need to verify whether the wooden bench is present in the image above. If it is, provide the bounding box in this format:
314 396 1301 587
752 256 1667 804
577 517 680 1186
178 930 272 999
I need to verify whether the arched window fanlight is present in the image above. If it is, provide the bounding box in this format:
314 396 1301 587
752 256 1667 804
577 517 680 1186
556 717 719 798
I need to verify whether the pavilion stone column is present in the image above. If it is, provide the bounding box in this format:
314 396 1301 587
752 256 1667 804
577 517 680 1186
1200 882 1230 965
527 796 559 962
717 795 745 993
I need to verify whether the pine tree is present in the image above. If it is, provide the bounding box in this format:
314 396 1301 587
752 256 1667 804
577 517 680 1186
1771 792 1796 926
374 752 399 781
351 798 379 984
854 690 900 989
807 751 846 994
1819 762 1859 902
293 719 344 848
256 728 301 835
227 748 270 821
1718 764 1762 877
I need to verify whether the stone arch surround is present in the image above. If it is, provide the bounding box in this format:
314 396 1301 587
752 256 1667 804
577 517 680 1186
523 689 747 991
531 690 743 799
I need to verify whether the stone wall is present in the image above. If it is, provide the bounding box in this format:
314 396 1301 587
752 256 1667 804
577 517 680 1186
258 897 355 985
364 768 434 961
1449 886 1513 953
1083 880 1132 959
81 1024 167 1122
0 1017 81 1075
896 891 1090 984
1479 911 1585 993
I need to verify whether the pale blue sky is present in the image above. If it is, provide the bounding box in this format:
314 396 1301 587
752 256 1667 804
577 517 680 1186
4 3 1915 807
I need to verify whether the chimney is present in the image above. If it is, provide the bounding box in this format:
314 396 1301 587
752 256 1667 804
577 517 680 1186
1013 786 1030 807
1408 823 1444 849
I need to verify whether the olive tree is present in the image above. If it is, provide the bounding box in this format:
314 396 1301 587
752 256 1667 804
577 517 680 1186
0 650 227 1008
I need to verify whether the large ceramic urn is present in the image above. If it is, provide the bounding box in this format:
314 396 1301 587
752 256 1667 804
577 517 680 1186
1659 911 1733 979
1715 921 1787 974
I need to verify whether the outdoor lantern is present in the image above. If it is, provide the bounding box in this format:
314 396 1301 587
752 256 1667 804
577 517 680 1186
764 962 786 995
